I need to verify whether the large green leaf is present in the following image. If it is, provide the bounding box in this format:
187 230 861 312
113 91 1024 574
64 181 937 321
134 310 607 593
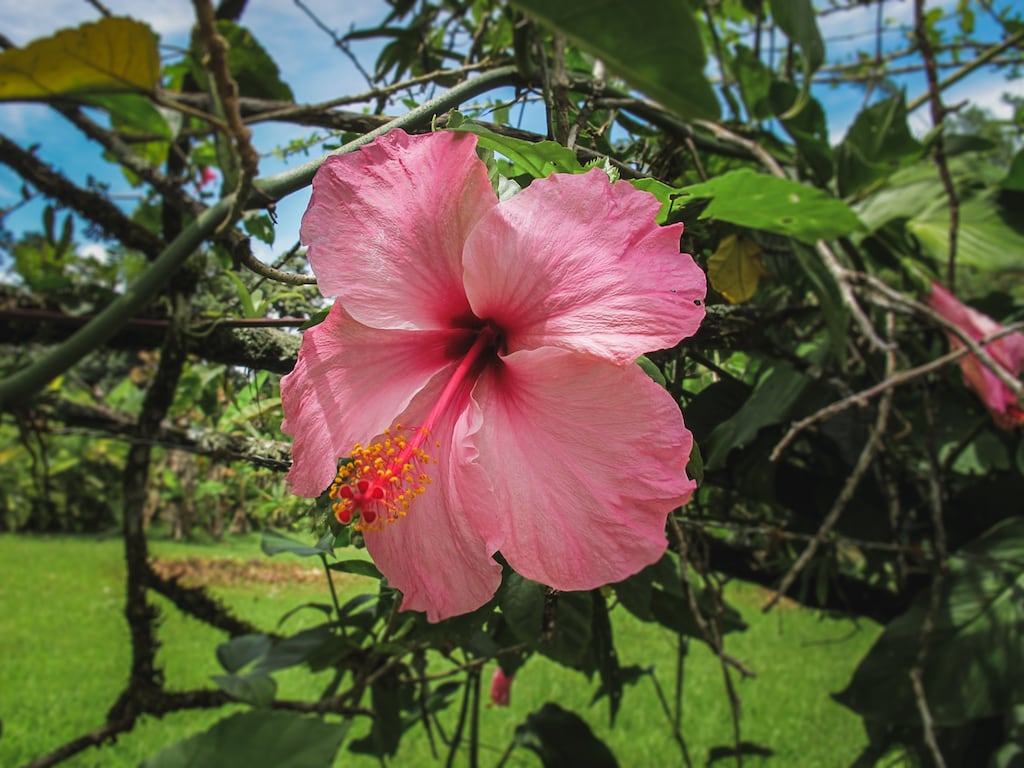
141 710 347 768
0 17 159 101
835 517 1024 727
680 169 863 243
509 0 719 120
908 193 1024 274
856 159 1024 279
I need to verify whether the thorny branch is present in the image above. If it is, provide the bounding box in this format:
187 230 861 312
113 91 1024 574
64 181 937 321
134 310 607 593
193 0 262 234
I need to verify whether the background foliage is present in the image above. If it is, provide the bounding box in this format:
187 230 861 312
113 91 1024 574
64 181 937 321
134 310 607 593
1 0 1022 766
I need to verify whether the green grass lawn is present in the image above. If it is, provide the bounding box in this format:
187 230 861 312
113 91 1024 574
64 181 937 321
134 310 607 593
0 533 879 767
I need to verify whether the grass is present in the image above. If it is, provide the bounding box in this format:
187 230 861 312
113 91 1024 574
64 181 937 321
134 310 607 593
0 533 880 767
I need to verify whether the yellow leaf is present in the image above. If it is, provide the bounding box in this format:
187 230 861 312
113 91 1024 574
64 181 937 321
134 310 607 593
707 234 768 303
0 17 159 101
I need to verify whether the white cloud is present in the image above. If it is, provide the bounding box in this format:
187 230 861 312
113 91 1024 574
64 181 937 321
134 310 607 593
79 242 110 264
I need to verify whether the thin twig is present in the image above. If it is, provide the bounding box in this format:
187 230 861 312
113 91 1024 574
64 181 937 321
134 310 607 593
238 246 317 285
772 321 1024 460
906 27 1024 113
911 391 949 768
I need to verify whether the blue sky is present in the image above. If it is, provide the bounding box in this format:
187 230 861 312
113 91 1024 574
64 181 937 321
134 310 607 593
0 0 1020 263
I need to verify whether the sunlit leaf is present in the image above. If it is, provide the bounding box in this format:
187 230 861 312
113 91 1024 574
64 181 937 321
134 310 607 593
451 122 583 177
0 18 159 101
708 234 767 303
509 0 719 120
681 169 863 243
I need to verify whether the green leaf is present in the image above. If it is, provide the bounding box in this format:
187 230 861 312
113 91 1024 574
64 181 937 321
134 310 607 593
771 82 833 186
628 178 685 224
0 17 159 101
907 193 1024 274
451 123 583 177
835 93 921 197
499 574 593 666
791 242 850 359
210 672 276 707
732 44 775 120
243 214 276 246
327 558 383 580
515 703 618 768
261 529 334 558
636 355 666 386
835 518 1024 727
1001 149 1024 191
680 169 863 243
214 22 294 101
254 626 342 674
141 710 347 768
348 671 403 756
705 362 810 469
509 0 718 120
769 0 824 70
216 633 271 673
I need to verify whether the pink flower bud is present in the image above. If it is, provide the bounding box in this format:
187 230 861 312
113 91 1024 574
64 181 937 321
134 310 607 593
490 667 514 707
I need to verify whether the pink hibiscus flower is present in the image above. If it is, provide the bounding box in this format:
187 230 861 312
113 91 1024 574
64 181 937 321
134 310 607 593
281 129 706 621
929 281 1024 430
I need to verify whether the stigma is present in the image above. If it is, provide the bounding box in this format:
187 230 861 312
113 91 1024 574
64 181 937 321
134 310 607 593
328 426 434 532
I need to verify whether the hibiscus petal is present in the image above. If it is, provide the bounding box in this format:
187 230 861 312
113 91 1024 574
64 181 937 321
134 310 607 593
363 379 502 622
462 169 706 363
280 301 470 497
463 347 696 591
929 282 1024 427
301 129 495 330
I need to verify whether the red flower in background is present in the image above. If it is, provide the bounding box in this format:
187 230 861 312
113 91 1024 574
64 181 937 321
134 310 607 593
929 282 1024 430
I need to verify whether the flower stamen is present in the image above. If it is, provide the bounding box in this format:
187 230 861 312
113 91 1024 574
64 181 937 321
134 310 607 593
329 426 434 532
329 325 500 532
